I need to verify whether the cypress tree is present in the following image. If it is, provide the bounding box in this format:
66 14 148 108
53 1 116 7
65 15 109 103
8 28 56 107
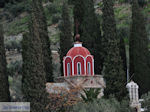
81 0 103 74
119 33 127 75
138 0 146 7
102 0 127 100
22 18 49 112
73 0 84 36
129 0 150 95
59 2 73 75
0 24 10 102
69 0 103 74
30 0 53 82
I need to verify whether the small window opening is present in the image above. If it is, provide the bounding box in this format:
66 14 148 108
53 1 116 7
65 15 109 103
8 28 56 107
67 63 71 76
77 62 81 75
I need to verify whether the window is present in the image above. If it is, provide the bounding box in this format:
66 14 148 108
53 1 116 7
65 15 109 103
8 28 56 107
67 63 71 76
77 62 81 75
87 62 91 75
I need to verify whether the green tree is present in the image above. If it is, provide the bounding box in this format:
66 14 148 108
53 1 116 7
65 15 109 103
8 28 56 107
22 23 49 112
81 0 103 74
119 32 127 75
59 1 73 75
30 0 53 82
70 0 103 74
102 0 127 100
129 0 150 95
72 0 84 36
0 24 10 102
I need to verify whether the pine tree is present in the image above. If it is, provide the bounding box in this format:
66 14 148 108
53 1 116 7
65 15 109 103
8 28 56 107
129 0 150 95
102 0 127 100
22 18 49 112
59 2 73 75
0 24 10 102
30 0 53 82
81 0 103 74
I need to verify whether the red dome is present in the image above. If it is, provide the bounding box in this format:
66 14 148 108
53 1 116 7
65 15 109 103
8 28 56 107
66 43 91 59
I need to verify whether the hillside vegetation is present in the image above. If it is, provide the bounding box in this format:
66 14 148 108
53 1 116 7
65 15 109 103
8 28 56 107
0 0 150 101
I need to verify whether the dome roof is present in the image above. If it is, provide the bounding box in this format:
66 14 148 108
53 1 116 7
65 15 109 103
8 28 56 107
66 43 91 59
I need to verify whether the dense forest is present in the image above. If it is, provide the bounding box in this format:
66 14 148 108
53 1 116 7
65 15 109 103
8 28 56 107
0 0 150 112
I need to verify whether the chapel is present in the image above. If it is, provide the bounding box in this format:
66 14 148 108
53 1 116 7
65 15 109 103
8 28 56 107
46 34 105 98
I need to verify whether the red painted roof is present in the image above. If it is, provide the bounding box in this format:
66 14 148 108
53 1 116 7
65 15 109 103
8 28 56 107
66 45 91 59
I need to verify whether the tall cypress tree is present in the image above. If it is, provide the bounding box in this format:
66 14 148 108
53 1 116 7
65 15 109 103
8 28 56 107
69 0 103 74
129 0 150 95
73 0 84 36
59 1 73 75
22 18 49 112
81 0 103 74
0 24 10 102
102 0 127 100
119 32 127 75
30 0 53 82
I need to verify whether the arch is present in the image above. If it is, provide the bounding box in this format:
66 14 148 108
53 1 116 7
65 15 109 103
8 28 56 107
73 55 86 75
86 55 94 75
64 56 72 77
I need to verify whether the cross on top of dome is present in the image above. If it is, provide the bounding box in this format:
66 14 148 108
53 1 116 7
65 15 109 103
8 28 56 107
75 19 81 42
75 34 81 42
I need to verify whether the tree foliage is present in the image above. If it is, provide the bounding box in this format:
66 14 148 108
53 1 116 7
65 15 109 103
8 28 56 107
0 24 10 102
22 1 50 110
81 88 101 102
119 33 127 75
47 86 81 112
59 1 73 75
72 0 84 36
29 0 53 82
129 0 150 95
81 0 103 74
102 0 127 100
22 29 49 112
72 98 131 112
142 92 150 112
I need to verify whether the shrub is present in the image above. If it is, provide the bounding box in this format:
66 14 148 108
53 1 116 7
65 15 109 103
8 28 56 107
141 92 150 112
81 88 101 102
47 86 81 112
72 98 120 112
72 97 132 112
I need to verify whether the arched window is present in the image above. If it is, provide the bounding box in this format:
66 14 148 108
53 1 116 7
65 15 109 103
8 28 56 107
77 62 81 75
87 62 91 75
67 63 71 76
